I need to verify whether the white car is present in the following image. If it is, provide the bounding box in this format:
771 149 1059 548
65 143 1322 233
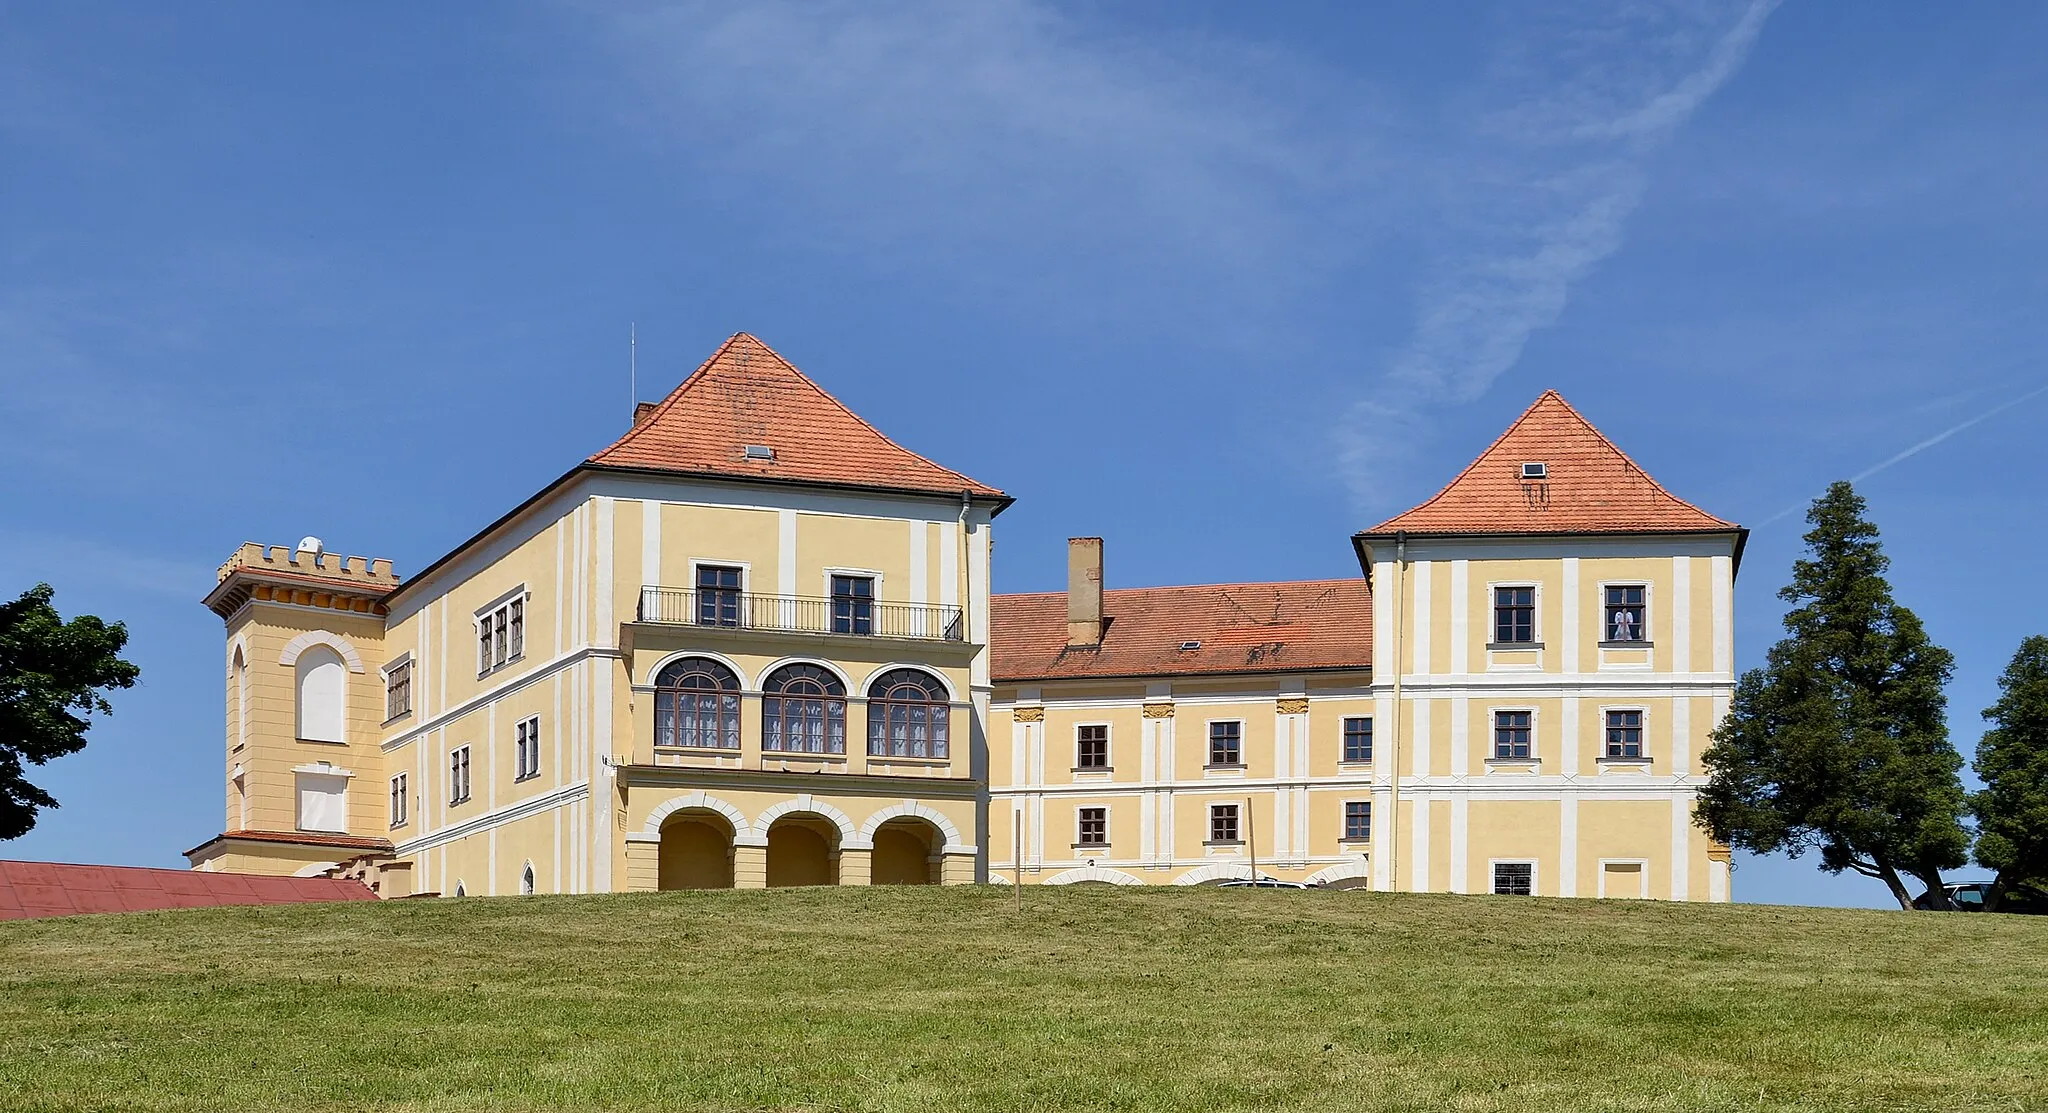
1216 878 1315 890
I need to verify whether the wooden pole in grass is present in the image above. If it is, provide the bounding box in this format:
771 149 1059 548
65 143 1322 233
1013 808 1023 912
1246 795 1257 884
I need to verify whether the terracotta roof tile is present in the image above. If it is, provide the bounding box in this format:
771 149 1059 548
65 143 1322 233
991 580 1371 683
1362 390 1736 537
590 333 1005 501
0 859 377 921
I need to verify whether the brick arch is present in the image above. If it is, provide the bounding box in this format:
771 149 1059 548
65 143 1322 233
1172 862 1260 886
278 631 365 673
1045 866 1145 886
643 792 750 842
858 801 964 852
753 795 860 848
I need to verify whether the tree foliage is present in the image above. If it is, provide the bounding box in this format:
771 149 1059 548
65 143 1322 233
1971 635 2048 910
1696 482 1968 910
0 584 140 839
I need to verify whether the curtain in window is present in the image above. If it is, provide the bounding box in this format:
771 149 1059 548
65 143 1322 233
762 663 847 753
654 657 742 749
866 668 949 758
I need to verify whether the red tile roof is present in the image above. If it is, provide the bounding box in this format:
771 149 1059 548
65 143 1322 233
1361 390 1737 537
991 580 1371 682
0 860 377 921
589 333 1006 502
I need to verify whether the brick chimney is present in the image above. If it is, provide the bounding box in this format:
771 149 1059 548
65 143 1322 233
633 400 659 428
1066 537 1104 646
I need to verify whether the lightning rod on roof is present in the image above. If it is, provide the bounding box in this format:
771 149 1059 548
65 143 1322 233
630 322 637 413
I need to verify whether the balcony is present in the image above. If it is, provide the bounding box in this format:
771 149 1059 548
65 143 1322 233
637 587 966 642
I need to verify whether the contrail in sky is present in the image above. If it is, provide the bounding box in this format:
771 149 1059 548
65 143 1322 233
1758 381 2048 526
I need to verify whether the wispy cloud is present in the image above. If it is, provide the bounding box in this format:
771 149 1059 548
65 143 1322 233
1339 1 1778 510
1756 380 2048 526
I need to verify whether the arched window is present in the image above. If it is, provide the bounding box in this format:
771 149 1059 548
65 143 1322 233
520 864 536 896
654 657 741 749
762 664 846 754
232 646 248 751
866 669 949 758
295 645 347 743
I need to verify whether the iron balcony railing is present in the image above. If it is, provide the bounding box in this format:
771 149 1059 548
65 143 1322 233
638 587 966 642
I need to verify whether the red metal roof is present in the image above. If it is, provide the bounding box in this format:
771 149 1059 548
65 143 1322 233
590 332 1006 501
991 579 1372 682
0 859 377 921
1361 390 1737 537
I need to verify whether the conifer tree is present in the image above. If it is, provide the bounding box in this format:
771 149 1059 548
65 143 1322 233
1971 635 2048 911
1696 482 1968 910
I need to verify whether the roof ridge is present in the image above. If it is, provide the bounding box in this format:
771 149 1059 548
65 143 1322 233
994 577 1364 600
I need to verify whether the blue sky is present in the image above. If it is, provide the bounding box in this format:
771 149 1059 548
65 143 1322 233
2 2 2042 908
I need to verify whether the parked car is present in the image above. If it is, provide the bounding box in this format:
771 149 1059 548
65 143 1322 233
1912 882 2048 914
1217 879 1315 890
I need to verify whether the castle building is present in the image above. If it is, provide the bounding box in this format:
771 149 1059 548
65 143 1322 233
188 334 1742 901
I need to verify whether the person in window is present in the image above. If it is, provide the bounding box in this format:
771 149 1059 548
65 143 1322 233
1611 607 1638 641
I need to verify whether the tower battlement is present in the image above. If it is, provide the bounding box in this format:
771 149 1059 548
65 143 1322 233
205 542 400 619
216 541 399 585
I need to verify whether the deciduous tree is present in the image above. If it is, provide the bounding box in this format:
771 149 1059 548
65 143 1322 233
0 584 140 839
1696 482 1968 910
1971 635 2048 911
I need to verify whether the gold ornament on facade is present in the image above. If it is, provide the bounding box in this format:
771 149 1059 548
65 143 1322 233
1275 698 1309 715
1012 706 1045 723
1142 702 1175 719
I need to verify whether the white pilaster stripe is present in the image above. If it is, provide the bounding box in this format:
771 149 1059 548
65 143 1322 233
1558 793 1578 897
1450 696 1469 778
1560 696 1580 778
1448 795 1468 894
641 498 662 595
1411 560 1432 676
1411 696 1432 778
1410 797 1431 892
1671 696 1692 778
1671 794 1692 901
1670 555 1692 674
1561 556 1580 672
594 496 614 646
939 520 959 609
1449 559 1469 675
1710 555 1732 675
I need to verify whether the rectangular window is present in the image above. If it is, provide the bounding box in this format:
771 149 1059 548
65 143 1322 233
1209 804 1240 843
1208 721 1242 766
1604 585 1645 643
1342 717 1373 763
385 660 413 721
1493 586 1535 644
478 595 526 675
1077 806 1107 846
1344 800 1372 841
1076 724 1109 769
515 716 542 781
1493 862 1534 896
1493 710 1533 759
830 574 874 635
450 745 472 805
389 773 408 828
1605 709 1643 758
696 564 743 627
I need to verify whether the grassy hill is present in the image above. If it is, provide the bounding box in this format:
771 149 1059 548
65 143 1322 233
2 886 2044 1112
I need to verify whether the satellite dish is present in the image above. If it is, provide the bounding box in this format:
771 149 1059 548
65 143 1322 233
296 536 324 556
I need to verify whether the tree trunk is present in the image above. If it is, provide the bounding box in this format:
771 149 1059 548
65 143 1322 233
1909 865 1952 911
1875 861 1918 910
1983 873 2011 913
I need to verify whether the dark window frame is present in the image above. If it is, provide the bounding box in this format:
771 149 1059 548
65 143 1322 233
762 663 848 754
1603 584 1647 643
1493 586 1536 645
1604 709 1644 759
1493 710 1533 760
1077 806 1108 847
695 564 744 628
1342 717 1373 763
1207 721 1243 767
829 574 875 635
449 745 472 805
1343 800 1372 841
653 657 743 750
1209 804 1241 844
866 668 950 759
1076 724 1110 770
1493 861 1534 896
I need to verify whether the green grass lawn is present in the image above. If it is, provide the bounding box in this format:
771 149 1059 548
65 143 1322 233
2 886 2044 1112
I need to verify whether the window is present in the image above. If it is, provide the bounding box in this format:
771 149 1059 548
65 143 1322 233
654 657 742 749
696 565 743 627
389 773 408 828
1493 862 1534 896
1605 709 1643 759
830 574 874 635
294 645 347 743
762 663 846 754
385 659 412 721
1342 717 1373 763
1208 721 1242 766
449 746 472 805
514 716 542 780
478 596 524 675
1344 800 1372 841
520 864 536 896
1076 725 1109 769
1077 806 1107 847
1493 710 1532 759
867 669 949 758
1493 586 1535 644
1209 804 1240 843
1604 585 1646 643
295 769 348 833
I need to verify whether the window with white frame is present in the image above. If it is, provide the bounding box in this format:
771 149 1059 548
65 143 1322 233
1604 709 1644 759
1076 724 1109 769
389 773 408 828
1343 800 1372 841
514 716 542 781
1493 586 1536 644
1208 803 1240 843
1077 806 1107 847
478 595 524 676
520 864 536 896
449 745 472 805
830 574 874 635
1493 861 1534 896
1604 585 1647 643
1342 717 1373 763
1208 721 1242 766
1493 710 1533 759
385 658 412 721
